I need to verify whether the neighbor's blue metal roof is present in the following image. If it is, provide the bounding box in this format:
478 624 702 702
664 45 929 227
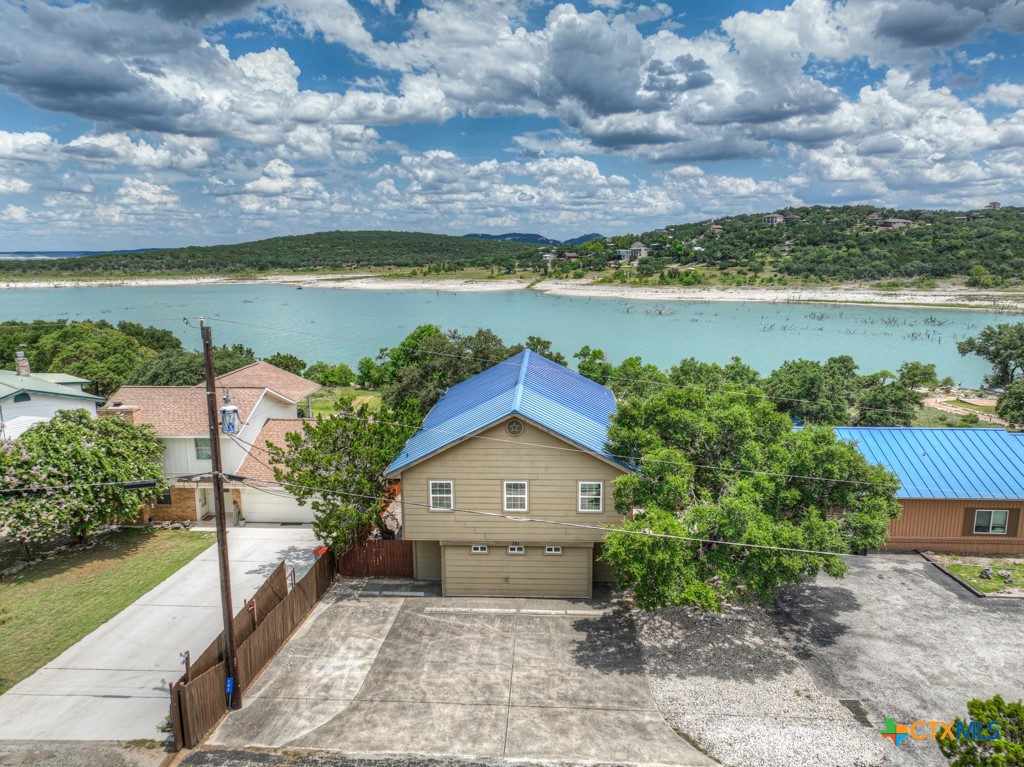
386 349 627 475
835 427 1024 500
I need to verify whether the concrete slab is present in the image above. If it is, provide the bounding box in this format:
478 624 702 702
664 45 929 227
505 706 717 766
0 527 318 742
288 700 509 757
209 592 713 766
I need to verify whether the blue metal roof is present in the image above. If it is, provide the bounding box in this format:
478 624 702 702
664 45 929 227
386 349 628 475
835 427 1024 500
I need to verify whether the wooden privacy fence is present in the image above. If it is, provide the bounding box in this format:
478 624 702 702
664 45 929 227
169 550 336 750
337 539 413 578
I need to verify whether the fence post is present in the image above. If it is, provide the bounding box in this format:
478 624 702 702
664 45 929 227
169 680 186 750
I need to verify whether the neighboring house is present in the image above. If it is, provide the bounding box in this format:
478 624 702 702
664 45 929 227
386 350 631 598
986 202 1001 210
877 218 912 228
763 213 785 225
866 211 883 221
102 362 320 524
0 351 104 440
629 241 648 259
615 248 631 259
837 427 1024 555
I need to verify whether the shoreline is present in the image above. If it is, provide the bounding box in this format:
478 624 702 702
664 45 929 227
2 273 1024 311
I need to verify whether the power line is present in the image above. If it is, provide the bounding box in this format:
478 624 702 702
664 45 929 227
203 315 943 418
0 473 199 495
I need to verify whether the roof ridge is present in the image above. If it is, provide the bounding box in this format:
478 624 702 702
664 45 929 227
511 348 530 413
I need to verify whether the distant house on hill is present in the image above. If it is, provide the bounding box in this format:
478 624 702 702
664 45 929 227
763 213 785 225
986 202 1001 210
707 224 724 233
866 211 883 221
629 241 648 259
878 218 912 228
784 215 802 223
0 351 104 440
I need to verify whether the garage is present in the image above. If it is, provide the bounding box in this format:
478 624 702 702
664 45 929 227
442 543 592 598
240 489 315 524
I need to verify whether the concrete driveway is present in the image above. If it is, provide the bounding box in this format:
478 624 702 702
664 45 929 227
211 586 714 766
0 526 317 742
776 553 1024 766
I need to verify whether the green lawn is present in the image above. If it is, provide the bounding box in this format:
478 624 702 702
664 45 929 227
0 529 215 694
942 399 999 415
943 559 1024 594
309 386 382 417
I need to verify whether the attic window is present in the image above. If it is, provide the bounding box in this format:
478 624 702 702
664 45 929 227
13 393 30 403
506 418 524 437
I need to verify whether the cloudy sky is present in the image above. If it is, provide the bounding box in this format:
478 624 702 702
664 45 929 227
0 0 1022 250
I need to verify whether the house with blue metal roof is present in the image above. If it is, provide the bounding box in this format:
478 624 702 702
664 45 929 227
838 427 1024 555
0 352 104 441
387 349 631 598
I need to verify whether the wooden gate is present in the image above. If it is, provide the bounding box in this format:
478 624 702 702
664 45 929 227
337 540 413 578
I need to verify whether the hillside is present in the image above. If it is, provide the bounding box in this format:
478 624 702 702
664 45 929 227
0 231 540 278
464 232 560 245
640 205 1024 282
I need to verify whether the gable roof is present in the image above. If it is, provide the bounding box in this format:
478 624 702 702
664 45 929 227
237 418 308 483
835 427 1024 500
386 349 627 476
104 386 268 437
0 370 104 403
198 361 320 403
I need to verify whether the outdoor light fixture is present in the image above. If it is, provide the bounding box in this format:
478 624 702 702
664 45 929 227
219 392 240 435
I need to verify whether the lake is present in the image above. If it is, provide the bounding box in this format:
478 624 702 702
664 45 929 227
0 284 1004 384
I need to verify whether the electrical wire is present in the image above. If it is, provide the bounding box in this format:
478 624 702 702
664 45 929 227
0 472 201 495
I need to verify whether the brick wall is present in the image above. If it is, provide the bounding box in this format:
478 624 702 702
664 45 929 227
143 486 197 523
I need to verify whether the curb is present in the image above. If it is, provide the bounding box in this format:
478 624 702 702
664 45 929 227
916 550 1024 598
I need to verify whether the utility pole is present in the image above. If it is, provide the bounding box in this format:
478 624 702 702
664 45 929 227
199 318 242 709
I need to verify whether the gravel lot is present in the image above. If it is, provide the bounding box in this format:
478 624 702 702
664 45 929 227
635 603 893 767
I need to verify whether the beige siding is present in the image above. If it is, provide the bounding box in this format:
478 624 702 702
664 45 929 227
443 544 591 597
884 498 1024 555
401 418 627 544
414 540 442 581
592 543 616 583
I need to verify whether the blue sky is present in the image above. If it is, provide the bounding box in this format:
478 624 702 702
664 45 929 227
0 0 1022 250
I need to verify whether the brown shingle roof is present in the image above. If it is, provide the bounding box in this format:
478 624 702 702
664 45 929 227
104 386 267 436
237 418 309 483
200 361 320 403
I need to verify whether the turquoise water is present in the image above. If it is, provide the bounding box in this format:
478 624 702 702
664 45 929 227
0 284 1005 384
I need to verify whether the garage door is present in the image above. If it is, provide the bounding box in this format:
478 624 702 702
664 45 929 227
442 544 591 598
241 492 315 524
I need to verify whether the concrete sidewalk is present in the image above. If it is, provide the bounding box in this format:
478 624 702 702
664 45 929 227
0 526 317 742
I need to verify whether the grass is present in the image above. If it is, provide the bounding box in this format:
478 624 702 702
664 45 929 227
943 399 999 415
943 559 1024 594
309 386 382 417
912 406 1002 428
0 529 215 695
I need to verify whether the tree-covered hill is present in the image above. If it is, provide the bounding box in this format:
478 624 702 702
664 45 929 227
0 230 540 278
640 205 1024 282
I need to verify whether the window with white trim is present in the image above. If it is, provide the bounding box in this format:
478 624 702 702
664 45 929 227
156 488 172 506
504 481 528 511
429 480 454 510
194 437 212 460
578 481 603 512
470 545 489 554
508 545 525 555
544 546 562 555
974 509 1009 535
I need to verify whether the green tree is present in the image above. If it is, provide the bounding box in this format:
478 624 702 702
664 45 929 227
264 352 306 375
115 321 182 352
0 410 165 552
958 324 1024 388
574 346 613 385
304 361 355 387
939 695 1023 766
601 386 901 611
123 345 257 387
30 323 156 398
764 358 856 425
356 357 385 389
854 380 923 426
269 398 420 549
966 264 993 288
996 380 1024 427
523 336 567 366
897 361 939 389
609 356 668 400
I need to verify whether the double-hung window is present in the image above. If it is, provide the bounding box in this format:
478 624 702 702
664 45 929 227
430 480 454 510
194 438 212 460
504 481 528 512
578 481 603 512
974 509 1009 535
